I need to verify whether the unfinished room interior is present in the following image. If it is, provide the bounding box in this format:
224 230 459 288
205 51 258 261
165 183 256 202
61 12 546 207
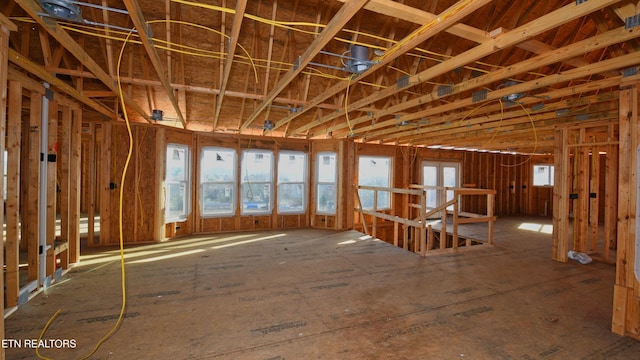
2 0 640 358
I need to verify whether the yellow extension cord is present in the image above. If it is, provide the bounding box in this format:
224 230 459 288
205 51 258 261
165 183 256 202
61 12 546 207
35 29 136 360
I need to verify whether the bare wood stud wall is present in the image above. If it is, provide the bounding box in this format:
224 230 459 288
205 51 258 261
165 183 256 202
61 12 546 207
5 81 22 308
612 85 640 339
1 13 18 360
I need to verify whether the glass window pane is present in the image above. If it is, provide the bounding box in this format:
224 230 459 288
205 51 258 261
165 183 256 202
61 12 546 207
278 152 306 214
201 183 234 215
443 166 457 187
278 153 306 183
533 165 554 186
241 150 273 215
166 144 190 222
167 182 186 217
242 151 273 182
357 189 373 209
201 149 235 182
166 147 186 182
317 153 337 182
317 184 336 214
278 183 305 212
358 156 391 209
200 147 236 217
423 166 437 186
358 157 391 187
242 183 271 213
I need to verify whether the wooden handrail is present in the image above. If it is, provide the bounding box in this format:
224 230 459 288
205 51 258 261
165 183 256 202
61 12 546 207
354 184 496 255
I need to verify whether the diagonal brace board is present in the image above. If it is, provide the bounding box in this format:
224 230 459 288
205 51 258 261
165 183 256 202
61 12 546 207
123 0 186 127
239 0 370 130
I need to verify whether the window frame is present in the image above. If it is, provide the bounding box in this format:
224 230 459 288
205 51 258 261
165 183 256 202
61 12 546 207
165 143 191 223
277 151 308 215
357 155 392 210
533 164 555 187
315 151 338 215
421 161 461 213
240 149 274 215
199 147 237 217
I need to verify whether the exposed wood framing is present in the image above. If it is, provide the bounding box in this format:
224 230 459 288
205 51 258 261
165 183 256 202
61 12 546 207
213 0 248 128
8 49 114 118
241 0 369 130
27 89 41 281
87 122 96 245
99 123 112 245
15 0 150 120
612 85 640 338
45 99 58 278
123 0 186 127
5 80 22 308
69 107 82 263
0 15 16 353
280 0 493 133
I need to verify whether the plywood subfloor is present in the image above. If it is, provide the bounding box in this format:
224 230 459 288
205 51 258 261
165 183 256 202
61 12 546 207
4 216 639 359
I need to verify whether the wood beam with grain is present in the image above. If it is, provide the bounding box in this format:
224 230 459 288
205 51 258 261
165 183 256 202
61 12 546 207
277 0 493 132
299 0 625 137
368 49 638 142
321 23 640 140
123 0 186 127
8 49 115 118
15 0 150 121
239 0 369 130
213 0 247 129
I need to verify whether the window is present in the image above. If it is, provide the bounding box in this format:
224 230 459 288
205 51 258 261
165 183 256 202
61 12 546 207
278 151 307 214
316 152 337 214
241 150 274 215
358 156 392 210
422 161 460 213
200 147 237 216
166 144 190 222
533 164 554 186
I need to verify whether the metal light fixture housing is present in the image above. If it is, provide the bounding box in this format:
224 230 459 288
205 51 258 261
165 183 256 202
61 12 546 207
38 0 83 22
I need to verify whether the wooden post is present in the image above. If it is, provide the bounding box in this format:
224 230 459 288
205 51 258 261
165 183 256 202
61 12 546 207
0 13 17 360
487 192 494 245
576 129 590 252
58 106 71 268
420 222 427 257
87 122 96 245
5 81 22 307
27 90 41 281
453 190 459 249
612 86 640 337
99 122 112 245
604 122 618 257
393 221 399 247
440 191 447 250
552 128 570 262
372 188 377 239
46 100 58 278
69 108 82 262
154 128 166 242
588 145 600 253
